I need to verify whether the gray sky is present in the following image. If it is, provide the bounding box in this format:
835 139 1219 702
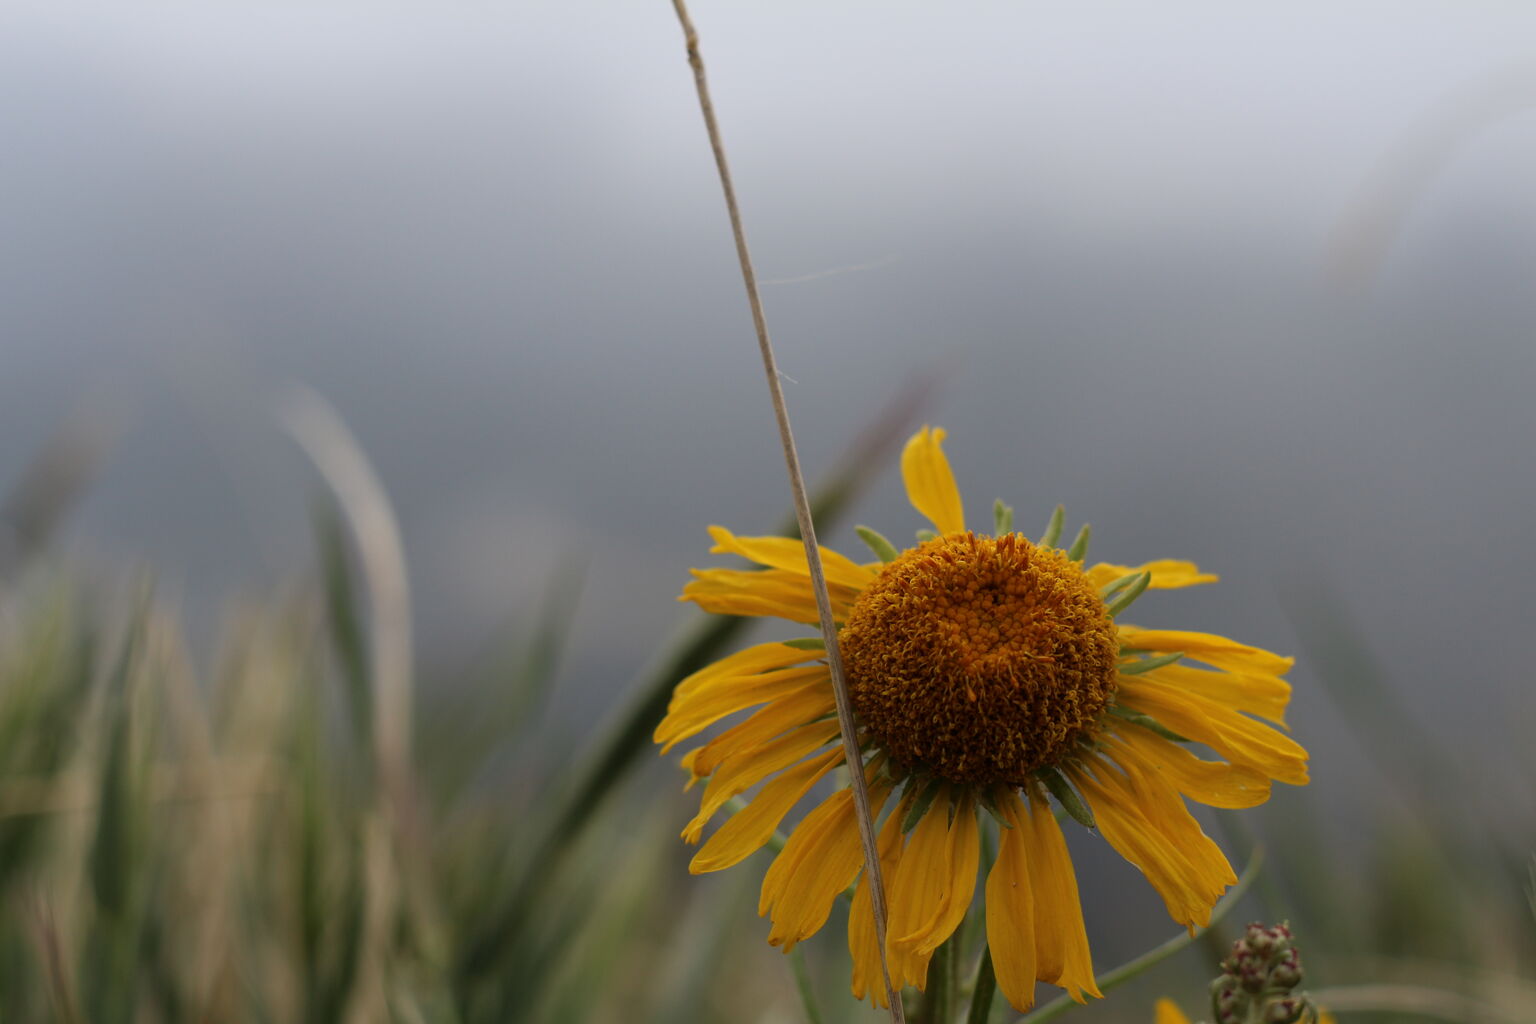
3 1 1536 837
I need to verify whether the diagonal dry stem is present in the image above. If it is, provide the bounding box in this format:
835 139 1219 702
667 2 903 1018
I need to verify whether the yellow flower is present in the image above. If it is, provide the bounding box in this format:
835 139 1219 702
1154 997 1336 1024
1155 1000 1195 1024
657 427 1309 1011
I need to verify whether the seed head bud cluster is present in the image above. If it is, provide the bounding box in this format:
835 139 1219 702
1209 923 1321 1024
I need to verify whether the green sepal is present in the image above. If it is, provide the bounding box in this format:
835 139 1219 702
993 499 1014 536
916 528 939 543
1107 704 1190 743
1118 651 1184 675
1103 571 1151 618
1099 572 1142 597
976 787 1014 830
1037 766 1095 830
902 777 943 833
1038 505 1065 548
854 525 900 563
782 637 825 651
1065 523 1092 562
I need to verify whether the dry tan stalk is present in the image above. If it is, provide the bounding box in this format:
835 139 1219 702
666 2 903 1018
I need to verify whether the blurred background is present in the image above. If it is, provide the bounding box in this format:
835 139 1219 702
1 1 1533 1021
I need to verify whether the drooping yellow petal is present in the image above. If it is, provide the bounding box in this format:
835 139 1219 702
901 426 965 535
1153 998 1193 1024
674 641 825 700
886 791 955 983
1117 679 1309 786
683 721 842 842
656 666 830 751
706 526 876 592
685 683 839 777
985 789 1038 1012
1128 660 1292 726
690 747 844 873
914 794 979 957
1116 628 1293 676
682 567 861 624
1105 729 1272 809
1087 560 1219 590
761 778 893 950
850 793 909 1007
1069 757 1234 930
1020 787 1100 1001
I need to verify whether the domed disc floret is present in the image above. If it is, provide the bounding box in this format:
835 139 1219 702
840 531 1119 785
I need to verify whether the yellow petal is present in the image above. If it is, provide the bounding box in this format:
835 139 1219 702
1117 679 1309 786
674 641 825 699
681 567 861 624
656 666 830 751
1153 998 1193 1024
1020 787 1100 1001
1087 560 1219 590
685 684 839 776
761 779 893 950
1116 628 1293 677
1070 757 1234 930
887 791 955 979
1129 661 1291 727
706 526 876 592
683 721 842 842
689 747 844 872
916 794 979 957
1105 729 1272 809
986 789 1038 1012
901 426 965 536
850 793 909 1007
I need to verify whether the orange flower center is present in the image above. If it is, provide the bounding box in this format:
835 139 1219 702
839 532 1118 785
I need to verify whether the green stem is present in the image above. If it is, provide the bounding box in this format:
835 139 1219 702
966 948 997 1024
789 946 825 1024
1012 847 1266 1024
915 935 954 1024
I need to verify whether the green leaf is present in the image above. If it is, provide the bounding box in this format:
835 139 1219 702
855 525 900 563
916 528 939 543
1038 505 1065 548
1065 523 1091 562
993 499 1014 536
1037 767 1095 829
1104 571 1151 618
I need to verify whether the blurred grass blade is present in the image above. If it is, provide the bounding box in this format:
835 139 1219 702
0 413 113 579
455 389 925 995
85 595 149 1024
314 498 372 758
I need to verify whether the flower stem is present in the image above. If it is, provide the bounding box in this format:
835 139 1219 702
789 946 826 1024
915 936 954 1024
966 948 997 1024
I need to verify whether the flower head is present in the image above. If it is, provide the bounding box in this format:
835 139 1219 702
656 427 1309 1010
